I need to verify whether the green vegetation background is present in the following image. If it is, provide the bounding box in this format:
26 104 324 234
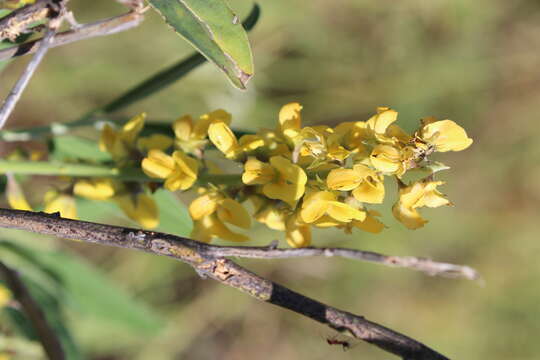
1 0 539 359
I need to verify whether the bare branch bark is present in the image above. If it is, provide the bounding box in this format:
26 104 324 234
0 10 144 62
0 0 54 42
0 25 58 129
0 260 65 360
0 208 451 360
203 244 480 280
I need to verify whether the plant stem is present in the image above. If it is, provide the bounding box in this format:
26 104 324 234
0 160 242 185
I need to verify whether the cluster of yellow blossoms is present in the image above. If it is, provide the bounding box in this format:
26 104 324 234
5 103 472 248
141 103 472 247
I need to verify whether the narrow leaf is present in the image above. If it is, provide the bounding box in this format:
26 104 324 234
149 0 254 89
103 4 260 114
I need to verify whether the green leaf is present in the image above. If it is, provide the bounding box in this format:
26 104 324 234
0 240 163 335
149 0 254 89
154 189 192 237
50 135 111 162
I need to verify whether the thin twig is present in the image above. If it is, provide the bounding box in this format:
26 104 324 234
0 10 144 62
0 260 65 360
0 208 452 360
203 244 481 281
0 24 58 129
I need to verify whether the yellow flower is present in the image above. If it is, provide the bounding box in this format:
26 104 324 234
370 144 404 175
285 214 311 248
326 165 385 203
189 193 251 229
115 193 158 228
208 120 264 159
420 119 473 152
174 110 231 153
251 197 288 231
44 190 77 219
300 191 366 224
242 157 275 184
291 126 328 164
73 179 116 200
366 106 398 135
208 119 239 159
100 113 146 163
6 174 32 211
165 151 199 191
142 150 198 191
278 102 303 140
392 180 450 229
0 284 11 308
243 156 307 207
142 149 176 179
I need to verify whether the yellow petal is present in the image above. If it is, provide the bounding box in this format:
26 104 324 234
367 107 398 134
421 120 473 152
121 112 146 144
352 178 385 204
74 179 116 200
217 198 251 229
165 167 197 191
263 183 303 207
116 193 158 229
189 194 218 220
285 215 311 248
270 156 307 195
254 206 287 231
327 201 366 222
6 174 32 211
173 115 194 141
164 151 199 191
242 157 275 185
238 134 265 152
44 191 77 220
300 191 334 223
0 284 11 308
392 201 427 230
195 109 232 139
279 102 302 139
142 149 176 179
326 168 362 191
208 120 239 158
370 145 402 174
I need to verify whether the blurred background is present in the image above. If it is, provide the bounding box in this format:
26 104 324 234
1 0 540 359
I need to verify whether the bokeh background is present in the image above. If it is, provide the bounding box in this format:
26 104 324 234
1 0 540 359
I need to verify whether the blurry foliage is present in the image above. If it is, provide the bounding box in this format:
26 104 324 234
0 0 539 359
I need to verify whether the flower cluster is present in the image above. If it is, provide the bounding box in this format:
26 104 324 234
187 103 472 247
5 104 472 248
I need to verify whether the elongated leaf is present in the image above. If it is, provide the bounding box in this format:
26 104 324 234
50 135 112 162
149 0 254 89
154 189 192 237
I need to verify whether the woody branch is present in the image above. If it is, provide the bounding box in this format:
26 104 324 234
0 208 455 359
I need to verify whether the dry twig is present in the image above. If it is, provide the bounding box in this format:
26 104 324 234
0 10 145 62
0 208 454 360
0 260 65 360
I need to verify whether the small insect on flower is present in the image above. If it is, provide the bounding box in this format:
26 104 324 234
326 336 351 351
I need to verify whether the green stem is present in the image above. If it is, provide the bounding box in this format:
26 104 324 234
0 160 242 185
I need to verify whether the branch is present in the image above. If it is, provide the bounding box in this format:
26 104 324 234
0 24 58 129
0 10 144 62
203 244 480 281
0 260 65 360
0 208 451 360
0 0 54 42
